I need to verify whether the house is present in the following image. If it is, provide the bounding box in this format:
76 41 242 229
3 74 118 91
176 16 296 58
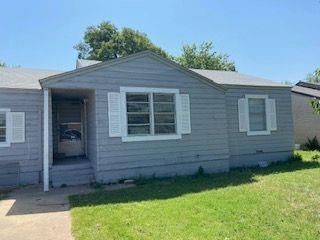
292 81 320 146
0 51 294 191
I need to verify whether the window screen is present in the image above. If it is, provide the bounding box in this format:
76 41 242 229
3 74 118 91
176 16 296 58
248 98 267 131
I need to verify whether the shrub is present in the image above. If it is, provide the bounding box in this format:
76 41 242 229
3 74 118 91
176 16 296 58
303 136 320 151
196 166 204 176
90 182 104 189
288 153 302 162
136 175 148 185
312 154 320 160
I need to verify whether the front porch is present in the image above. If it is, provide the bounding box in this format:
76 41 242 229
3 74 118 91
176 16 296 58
44 88 96 190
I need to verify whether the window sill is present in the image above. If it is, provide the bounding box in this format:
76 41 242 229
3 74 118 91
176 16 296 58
247 130 271 136
122 134 182 142
0 142 11 147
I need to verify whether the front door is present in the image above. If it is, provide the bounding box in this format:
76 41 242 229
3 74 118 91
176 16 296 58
57 102 84 157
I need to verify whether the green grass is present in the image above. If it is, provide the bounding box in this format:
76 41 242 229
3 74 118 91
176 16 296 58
69 151 320 240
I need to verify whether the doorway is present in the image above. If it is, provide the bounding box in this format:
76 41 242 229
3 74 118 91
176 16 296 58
53 101 86 161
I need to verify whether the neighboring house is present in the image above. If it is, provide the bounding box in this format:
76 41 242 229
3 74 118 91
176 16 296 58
292 81 320 145
0 51 294 190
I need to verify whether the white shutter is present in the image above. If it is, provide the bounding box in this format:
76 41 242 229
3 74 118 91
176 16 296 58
108 92 122 137
238 98 248 132
11 112 25 143
267 99 277 131
179 94 191 134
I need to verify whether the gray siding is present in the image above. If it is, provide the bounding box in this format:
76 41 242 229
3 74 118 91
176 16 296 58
225 86 294 167
292 93 320 145
0 89 43 185
44 55 230 182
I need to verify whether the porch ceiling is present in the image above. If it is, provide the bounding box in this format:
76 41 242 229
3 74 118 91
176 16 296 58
51 88 93 101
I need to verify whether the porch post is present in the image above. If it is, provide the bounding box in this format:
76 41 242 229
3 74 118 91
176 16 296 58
43 88 49 191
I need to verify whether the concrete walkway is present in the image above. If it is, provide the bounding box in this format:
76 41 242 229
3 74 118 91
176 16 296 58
0 185 93 240
0 183 135 240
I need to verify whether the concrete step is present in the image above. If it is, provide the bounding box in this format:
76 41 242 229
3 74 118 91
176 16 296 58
50 162 94 187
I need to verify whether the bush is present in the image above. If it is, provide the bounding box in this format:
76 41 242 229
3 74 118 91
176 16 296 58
196 166 204 176
303 136 320 151
90 182 104 189
135 175 148 185
288 153 303 162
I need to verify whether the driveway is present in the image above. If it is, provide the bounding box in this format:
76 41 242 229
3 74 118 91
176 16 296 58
0 185 93 240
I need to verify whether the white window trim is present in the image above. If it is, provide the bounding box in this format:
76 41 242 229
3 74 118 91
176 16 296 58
120 87 182 142
0 108 11 147
245 95 271 136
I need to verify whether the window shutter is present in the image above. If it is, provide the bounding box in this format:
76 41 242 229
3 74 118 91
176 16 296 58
179 94 191 134
267 99 277 131
238 98 248 132
108 92 122 137
11 112 25 143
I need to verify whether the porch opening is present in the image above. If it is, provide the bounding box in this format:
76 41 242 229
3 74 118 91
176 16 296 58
51 89 93 166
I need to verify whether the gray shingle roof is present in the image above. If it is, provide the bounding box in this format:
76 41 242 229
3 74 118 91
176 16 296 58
0 67 63 89
292 81 320 98
190 69 289 87
0 57 289 90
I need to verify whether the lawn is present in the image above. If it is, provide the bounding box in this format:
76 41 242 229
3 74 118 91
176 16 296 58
69 151 320 240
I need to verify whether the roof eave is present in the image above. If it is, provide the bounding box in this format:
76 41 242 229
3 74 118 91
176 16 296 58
292 90 320 99
222 83 292 89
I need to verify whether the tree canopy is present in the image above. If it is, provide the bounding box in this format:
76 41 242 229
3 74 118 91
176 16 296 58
175 42 236 71
306 68 320 83
75 21 236 72
74 21 169 61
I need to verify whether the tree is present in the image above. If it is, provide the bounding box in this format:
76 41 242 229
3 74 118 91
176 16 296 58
175 41 236 71
74 21 169 60
306 68 320 83
310 99 320 115
306 68 320 113
0 61 5 67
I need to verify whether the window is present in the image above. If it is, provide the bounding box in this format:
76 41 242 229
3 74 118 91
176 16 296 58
126 93 151 135
153 93 176 134
116 87 186 142
126 92 176 136
248 98 267 131
0 112 6 142
238 95 277 136
108 87 191 141
0 109 10 147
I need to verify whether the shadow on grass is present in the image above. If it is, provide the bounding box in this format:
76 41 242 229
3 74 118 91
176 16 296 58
69 159 320 207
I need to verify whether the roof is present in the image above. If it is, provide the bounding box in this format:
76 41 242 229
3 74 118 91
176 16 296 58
74 59 288 88
0 51 289 90
0 67 63 90
76 59 101 68
292 81 320 98
190 69 289 88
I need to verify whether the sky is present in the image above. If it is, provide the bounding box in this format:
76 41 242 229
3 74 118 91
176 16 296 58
1 0 319 83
